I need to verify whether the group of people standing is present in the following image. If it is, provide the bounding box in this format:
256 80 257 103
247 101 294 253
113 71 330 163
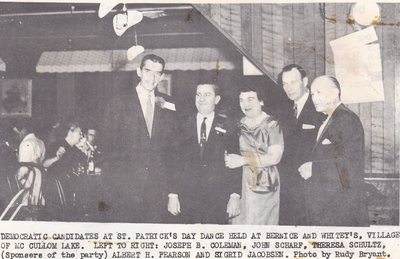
102 54 369 226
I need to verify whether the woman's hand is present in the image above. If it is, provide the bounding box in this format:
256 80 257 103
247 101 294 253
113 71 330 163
225 153 246 169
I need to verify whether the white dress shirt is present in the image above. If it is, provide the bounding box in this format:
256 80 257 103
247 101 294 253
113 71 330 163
294 91 309 119
316 102 342 141
136 83 155 117
196 112 215 144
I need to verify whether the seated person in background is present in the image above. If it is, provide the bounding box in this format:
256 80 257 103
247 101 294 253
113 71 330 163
42 120 84 221
86 128 97 148
14 121 46 208
76 128 102 175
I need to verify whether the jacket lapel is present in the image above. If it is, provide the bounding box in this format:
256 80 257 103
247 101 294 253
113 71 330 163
312 104 344 152
151 103 162 140
206 116 218 145
130 88 148 131
297 94 313 123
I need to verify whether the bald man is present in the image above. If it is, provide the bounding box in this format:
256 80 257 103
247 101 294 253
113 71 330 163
298 76 369 226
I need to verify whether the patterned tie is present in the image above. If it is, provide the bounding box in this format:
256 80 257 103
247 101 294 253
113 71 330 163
200 117 207 160
145 93 154 137
293 103 298 119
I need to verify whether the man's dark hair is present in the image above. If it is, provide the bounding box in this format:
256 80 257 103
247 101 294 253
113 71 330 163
140 54 165 71
278 64 307 86
13 120 33 134
57 120 80 141
197 83 221 96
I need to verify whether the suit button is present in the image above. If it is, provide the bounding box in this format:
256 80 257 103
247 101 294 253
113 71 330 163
145 167 149 171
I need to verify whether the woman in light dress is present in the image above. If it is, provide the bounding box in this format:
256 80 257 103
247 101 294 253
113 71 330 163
225 85 284 225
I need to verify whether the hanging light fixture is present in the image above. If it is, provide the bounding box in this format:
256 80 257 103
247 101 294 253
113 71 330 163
0 57 6 72
98 1 120 18
113 4 143 37
127 31 144 61
350 2 381 26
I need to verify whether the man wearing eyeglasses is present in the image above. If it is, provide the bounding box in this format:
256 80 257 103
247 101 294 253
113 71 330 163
102 54 178 223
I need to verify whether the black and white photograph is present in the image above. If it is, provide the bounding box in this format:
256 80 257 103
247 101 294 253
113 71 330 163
0 1 398 228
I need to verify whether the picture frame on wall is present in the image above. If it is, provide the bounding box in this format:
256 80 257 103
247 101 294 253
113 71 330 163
157 74 172 96
0 79 32 118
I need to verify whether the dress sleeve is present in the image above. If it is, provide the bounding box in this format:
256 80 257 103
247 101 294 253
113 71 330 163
267 120 284 147
244 120 284 168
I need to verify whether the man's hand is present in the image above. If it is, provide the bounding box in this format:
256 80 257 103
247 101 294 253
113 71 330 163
56 146 66 159
225 153 246 169
298 161 312 180
168 195 181 216
226 195 240 218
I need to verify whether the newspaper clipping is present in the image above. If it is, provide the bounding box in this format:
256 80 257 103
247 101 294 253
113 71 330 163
0 1 399 258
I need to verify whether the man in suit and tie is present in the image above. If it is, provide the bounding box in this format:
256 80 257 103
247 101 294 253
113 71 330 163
298 75 369 226
102 54 177 223
168 83 241 224
278 64 325 225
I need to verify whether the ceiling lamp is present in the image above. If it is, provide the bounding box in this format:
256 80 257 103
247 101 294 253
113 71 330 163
127 31 144 61
113 4 143 37
0 58 5 72
351 2 381 26
98 1 120 18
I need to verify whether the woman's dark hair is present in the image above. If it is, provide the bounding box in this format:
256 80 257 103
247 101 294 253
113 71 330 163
238 84 264 102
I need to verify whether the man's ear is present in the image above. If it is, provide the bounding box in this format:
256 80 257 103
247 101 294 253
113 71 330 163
136 67 142 78
215 95 221 105
302 76 309 88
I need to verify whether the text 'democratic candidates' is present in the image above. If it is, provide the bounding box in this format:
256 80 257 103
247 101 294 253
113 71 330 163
0 222 399 259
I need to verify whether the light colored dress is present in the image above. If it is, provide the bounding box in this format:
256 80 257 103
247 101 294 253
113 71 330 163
233 113 284 225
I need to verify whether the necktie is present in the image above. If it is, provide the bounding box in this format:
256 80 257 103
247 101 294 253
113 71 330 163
145 93 154 137
293 103 298 118
200 117 207 160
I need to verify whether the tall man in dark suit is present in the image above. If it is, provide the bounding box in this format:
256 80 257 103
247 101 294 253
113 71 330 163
168 83 241 224
278 64 325 225
298 75 369 226
102 54 177 223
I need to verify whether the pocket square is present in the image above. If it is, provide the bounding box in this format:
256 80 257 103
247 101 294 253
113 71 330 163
322 138 332 145
163 101 176 111
302 124 315 129
215 126 227 134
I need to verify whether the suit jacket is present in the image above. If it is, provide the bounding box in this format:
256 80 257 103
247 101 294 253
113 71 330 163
102 86 178 223
305 104 369 226
279 94 325 225
173 113 241 224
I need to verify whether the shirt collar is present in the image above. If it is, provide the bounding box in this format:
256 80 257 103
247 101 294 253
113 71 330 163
197 111 215 122
136 83 155 97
